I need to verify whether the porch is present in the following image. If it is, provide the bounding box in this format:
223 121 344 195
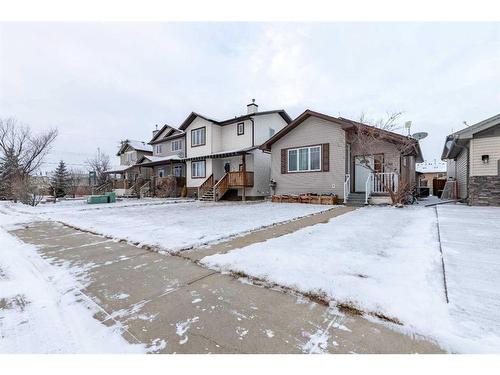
198 171 254 201
344 172 399 205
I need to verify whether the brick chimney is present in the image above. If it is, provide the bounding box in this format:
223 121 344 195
247 99 258 115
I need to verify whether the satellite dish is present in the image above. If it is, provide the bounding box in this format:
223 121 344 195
412 132 428 140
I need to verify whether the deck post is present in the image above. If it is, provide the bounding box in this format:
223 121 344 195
242 153 246 202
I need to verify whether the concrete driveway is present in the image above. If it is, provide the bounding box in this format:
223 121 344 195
10 218 443 353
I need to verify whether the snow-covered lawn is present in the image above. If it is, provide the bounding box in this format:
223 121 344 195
1 200 333 252
202 205 500 353
437 205 500 352
0 212 144 353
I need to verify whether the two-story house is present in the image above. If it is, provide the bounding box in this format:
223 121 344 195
109 139 153 181
136 124 186 178
179 101 291 200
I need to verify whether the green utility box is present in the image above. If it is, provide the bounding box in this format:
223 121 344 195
87 195 110 204
105 192 116 203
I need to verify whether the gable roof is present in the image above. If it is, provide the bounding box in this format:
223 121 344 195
117 140 153 156
441 113 500 159
178 110 292 130
148 124 185 145
260 109 423 162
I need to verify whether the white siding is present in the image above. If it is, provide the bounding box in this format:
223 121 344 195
470 136 500 176
185 117 214 158
456 149 468 199
220 120 253 151
253 113 289 146
271 117 346 197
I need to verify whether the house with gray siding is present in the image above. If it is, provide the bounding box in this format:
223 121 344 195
441 113 500 206
260 110 423 205
137 124 186 178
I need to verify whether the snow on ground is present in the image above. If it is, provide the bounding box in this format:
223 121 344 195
437 205 500 351
202 205 500 353
0 210 144 353
1 200 333 252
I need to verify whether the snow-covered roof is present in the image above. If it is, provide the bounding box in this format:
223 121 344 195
416 160 447 174
136 154 183 166
184 147 257 161
117 140 153 155
106 165 134 173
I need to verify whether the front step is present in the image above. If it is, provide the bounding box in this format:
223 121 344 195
199 190 215 202
345 193 368 206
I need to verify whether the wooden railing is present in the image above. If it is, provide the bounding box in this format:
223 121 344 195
198 174 213 198
228 171 254 187
139 181 151 198
213 173 229 201
94 181 112 194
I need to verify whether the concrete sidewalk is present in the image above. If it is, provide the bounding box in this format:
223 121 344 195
10 217 443 353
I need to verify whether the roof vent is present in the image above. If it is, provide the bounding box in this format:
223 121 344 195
152 124 159 138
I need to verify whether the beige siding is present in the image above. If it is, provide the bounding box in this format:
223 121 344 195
152 138 185 158
185 117 214 158
470 136 500 176
349 136 402 175
456 148 468 199
271 117 346 197
253 113 289 145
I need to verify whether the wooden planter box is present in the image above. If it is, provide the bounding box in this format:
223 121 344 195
271 194 338 205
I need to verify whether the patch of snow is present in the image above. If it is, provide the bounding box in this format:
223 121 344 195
175 316 199 345
202 205 500 353
0 211 143 353
0 201 332 252
191 298 202 304
265 329 275 338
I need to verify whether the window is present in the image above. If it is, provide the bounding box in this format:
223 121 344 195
155 144 162 154
173 165 183 177
287 146 322 172
127 153 133 163
269 128 276 138
237 122 244 136
171 139 182 151
191 160 206 178
191 127 206 147
158 169 165 178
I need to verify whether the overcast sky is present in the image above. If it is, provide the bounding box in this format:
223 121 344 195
1 22 499 172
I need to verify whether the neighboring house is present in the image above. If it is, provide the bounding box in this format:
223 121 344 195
441 113 500 206
136 124 186 178
260 110 423 204
416 160 447 196
107 139 153 181
179 100 291 200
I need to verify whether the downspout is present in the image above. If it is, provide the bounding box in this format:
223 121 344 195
250 118 255 147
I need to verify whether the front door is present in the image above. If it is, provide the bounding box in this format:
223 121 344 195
355 156 374 192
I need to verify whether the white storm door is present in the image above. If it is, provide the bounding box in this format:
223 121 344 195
354 156 374 192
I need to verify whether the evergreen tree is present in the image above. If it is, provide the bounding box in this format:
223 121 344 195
0 147 21 200
51 160 70 198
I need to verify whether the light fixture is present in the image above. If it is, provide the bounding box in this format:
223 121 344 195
482 155 489 164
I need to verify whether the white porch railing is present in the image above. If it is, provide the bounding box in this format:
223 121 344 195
343 174 351 203
365 172 399 204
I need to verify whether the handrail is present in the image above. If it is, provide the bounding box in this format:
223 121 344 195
139 181 151 198
198 174 214 199
365 174 372 204
343 174 350 203
213 173 229 201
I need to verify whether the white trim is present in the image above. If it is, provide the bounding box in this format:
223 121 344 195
287 145 322 173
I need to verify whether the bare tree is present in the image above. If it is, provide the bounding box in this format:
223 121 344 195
0 118 57 201
86 151 110 187
348 112 418 205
